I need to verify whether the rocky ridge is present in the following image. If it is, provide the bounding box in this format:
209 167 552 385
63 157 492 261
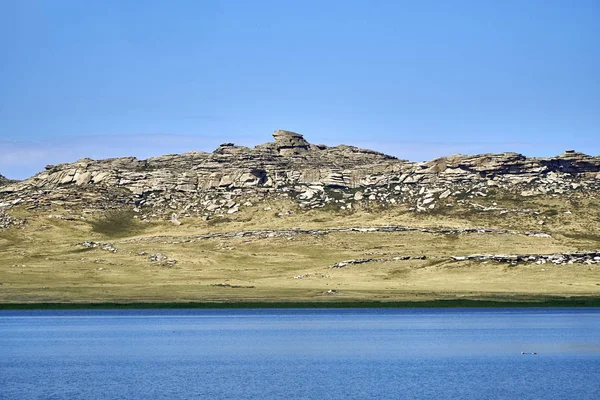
115 225 552 244
1 130 599 221
330 251 600 269
450 251 600 264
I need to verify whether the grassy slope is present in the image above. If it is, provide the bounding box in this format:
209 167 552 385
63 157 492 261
1 195 599 305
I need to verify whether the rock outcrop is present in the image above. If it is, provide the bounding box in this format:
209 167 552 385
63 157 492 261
329 251 600 269
0 130 598 220
330 256 427 268
0 209 24 229
451 251 600 265
272 130 312 155
114 225 550 245
1 130 398 193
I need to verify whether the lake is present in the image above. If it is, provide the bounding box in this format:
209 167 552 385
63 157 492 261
1 308 599 399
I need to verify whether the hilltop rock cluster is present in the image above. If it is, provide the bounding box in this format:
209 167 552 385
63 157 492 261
0 130 599 221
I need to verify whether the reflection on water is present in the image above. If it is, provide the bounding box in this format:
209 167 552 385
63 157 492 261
1 308 599 400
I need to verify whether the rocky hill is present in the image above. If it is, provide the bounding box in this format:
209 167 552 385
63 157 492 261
1 130 599 305
1 130 599 221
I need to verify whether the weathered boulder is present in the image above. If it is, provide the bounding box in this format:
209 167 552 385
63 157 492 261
272 130 311 155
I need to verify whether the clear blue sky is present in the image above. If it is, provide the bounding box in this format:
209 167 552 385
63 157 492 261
1 0 598 179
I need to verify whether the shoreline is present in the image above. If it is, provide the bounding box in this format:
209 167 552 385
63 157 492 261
2 297 600 310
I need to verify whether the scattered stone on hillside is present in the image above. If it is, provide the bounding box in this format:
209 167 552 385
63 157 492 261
451 251 600 265
292 273 329 279
227 206 239 214
211 282 255 288
331 258 372 268
149 253 167 262
170 213 181 226
117 225 552 245
330 255 426 268
524 232 552 238
0 209 25 229
148 253 177 266
76 241 117 252
331 251 600 268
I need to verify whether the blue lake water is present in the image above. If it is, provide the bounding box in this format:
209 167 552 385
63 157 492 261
1 308 599 399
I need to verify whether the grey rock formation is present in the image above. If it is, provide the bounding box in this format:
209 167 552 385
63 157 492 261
272 130 311 155
331 256 426 268
330 250 600 268
1 130 398 195
76 241 117 252
0 130 598 220
451 251 600 265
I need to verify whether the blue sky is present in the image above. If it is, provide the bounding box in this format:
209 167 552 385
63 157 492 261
1 0 598 179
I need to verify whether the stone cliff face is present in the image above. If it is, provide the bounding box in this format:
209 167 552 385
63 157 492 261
1 130 401 194
0 174 8 186
0 130 599 219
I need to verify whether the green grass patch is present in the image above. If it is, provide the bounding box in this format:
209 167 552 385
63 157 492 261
89 208 142 237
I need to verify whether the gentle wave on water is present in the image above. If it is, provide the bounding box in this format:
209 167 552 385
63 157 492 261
1 308 599 399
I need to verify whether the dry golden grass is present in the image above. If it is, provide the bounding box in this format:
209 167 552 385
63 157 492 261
1 196 599 304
